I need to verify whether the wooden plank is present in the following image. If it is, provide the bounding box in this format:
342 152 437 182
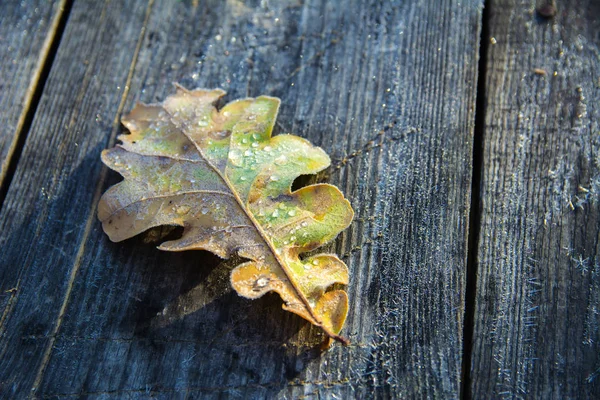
0 0 67 190
470 0 600 398
0 0 482 397
0 0 156 396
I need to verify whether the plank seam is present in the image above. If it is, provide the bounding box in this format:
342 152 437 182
0 0 73 212
460 1 490 399
29 0 156 395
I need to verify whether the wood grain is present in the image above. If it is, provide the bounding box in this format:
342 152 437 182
470 0 600 398
0 0 155 396
0 0 482 397
0 0 67 189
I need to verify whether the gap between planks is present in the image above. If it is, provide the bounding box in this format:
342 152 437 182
0 0 73 211
460 1 490 399
29 0 156 395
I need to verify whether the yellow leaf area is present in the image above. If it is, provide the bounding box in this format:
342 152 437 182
98 85 354 344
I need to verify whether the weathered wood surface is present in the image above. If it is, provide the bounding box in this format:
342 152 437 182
0 0 157 396
470 0 600 398
0 0 67 192
0 0 483 398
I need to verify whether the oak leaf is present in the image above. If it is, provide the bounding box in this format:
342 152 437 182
98 85 354 344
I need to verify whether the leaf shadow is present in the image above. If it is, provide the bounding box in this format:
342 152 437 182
117 241 324 396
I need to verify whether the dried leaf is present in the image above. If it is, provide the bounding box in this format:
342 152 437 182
98 85 354 344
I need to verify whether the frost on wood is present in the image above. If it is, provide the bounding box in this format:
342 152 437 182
98 85 354 344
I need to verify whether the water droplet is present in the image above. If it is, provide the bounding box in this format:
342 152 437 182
301 221 308 227
252 133 260 140
240 176 247 181
270 175 279 181
274 155 287 165
251 142 259 148
304 264 311 270
312 259 320 266
272 210 279 218
244 150 253 157
223 111 231 117
290 236 296 241
229 150 242 166
189 179 196 183
201 207 209 214
278 203 286 209
264 146 272 152
198 120 209 127
255 277 269 288
242 138 248 144
288 210 296 216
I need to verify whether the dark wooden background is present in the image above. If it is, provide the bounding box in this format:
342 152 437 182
0 0 598 398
